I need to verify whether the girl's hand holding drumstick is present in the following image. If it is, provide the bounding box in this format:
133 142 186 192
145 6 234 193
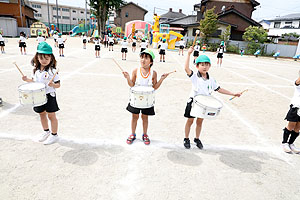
48 69 59 87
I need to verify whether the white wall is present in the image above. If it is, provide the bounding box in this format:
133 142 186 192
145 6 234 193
269 19 300 36
0 17 18 37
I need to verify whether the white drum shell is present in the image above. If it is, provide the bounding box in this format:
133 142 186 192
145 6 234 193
18 83 47 106
129 86 155 109
190 95 223 119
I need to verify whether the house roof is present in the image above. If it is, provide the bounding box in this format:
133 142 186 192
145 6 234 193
259 19 271 25
119 2 148 14
268 13 300 21
194 0 260 8
160 10 186 22
218 8 261 27
168 15 197 25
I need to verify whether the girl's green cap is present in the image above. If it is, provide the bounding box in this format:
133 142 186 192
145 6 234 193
140 49 155 60
37 42 53 54
58 33 62 36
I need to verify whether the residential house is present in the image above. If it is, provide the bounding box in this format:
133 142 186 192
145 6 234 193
160 8 186 23
114 2 147 32
267 13 300 37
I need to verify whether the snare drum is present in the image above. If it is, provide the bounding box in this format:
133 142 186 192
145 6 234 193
190 95 223 119
18 82 47 106
129 86 155 108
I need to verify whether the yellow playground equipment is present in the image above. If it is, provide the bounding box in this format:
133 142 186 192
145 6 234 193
152 14 183 49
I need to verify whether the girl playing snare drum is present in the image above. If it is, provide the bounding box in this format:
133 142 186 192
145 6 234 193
183 47 241 149
21 42 61 145
122 49 169 145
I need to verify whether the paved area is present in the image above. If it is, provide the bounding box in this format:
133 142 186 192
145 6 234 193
0 36 300 200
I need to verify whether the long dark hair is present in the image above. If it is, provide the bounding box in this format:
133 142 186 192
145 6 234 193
31 53 57 74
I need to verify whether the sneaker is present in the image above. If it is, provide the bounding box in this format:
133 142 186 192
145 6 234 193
43 134 59 145
37 131 50 142
289 144 300 154
282 143 292 153
142 134 150 145
194 138 203 149
183 138 190 149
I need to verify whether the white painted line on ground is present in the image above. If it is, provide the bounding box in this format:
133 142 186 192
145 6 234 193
227 59 293 83
0 103 21 119
223 67 291 100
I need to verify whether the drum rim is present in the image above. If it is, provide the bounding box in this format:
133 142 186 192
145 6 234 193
130 86 155 93
18 82 46 91
193 94 223 109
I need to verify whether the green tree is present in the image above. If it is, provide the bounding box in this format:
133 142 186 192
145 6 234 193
281 32 300 41
219 25 231 43
199 7 218 43
89 0 124 37
242 26 267 54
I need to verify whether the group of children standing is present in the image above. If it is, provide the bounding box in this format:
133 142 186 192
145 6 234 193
0 29 297 154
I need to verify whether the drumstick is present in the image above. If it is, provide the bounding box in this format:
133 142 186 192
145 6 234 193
229 89 248 101
192 30 200 47
167 70 176 75
112 58 124 72
49 69 59 83
13 62 25 77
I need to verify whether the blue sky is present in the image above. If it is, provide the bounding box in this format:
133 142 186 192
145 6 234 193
38 0 300 22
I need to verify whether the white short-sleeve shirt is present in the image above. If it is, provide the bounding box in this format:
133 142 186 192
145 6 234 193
188 70 220 98
109 37 114 43
194 45 200 52
121 41 128 48
291 81 300 108
53 34 58 40
33 68 60 94
37 36 45 43
57 37 64 44
179 40 185 47
140 42 147 48
20 36 26 42
0 34 4 42
94 39 101 46
160 42 168 50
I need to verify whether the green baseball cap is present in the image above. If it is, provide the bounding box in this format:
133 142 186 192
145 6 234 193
181 37 184 39
54 31 57 34
163 38 166 42
140 49 155 60
58 33 62 36
38 32 42 36
144 36 148 39
95 35 99 38
195 55 211 64
196 40 200 43
124 37 127 40
133 36 136 39
37 42 53 54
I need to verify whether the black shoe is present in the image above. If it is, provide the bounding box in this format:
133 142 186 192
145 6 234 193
184 138 191 149
194 138 203 149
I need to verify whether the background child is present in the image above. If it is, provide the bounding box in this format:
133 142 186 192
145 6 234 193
108 34 114 51
122 49 169 145
159 38 168 62
21 42 60 145
82 33 87 49
282 71 300 153
57 33 67 57
36 32 46 44
131 36 137 52
19 32 27 55
183 47 241 149
94 35 101 58
193 41 201 64
178 37 185 56
140 39 147 53
121 37 128 60
216 45 225 67
0 31 5 54
53 31 58 48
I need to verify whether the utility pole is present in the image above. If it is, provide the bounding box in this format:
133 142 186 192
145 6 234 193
55 0 59 29
19 0 24 27
85 0 87 30
47 0 50 27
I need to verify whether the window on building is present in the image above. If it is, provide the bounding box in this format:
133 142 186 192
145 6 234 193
62 16 70 19
53 15 61 19
285 21 292 28
87 11 90 14
62 8 69 12
73 10 76 13
32 4 41 8
0 0 9 3
34 13 42 17
81 11 84 14
125 12 128 17
274 22 281 28
53 7 61 11
73 18 76 20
